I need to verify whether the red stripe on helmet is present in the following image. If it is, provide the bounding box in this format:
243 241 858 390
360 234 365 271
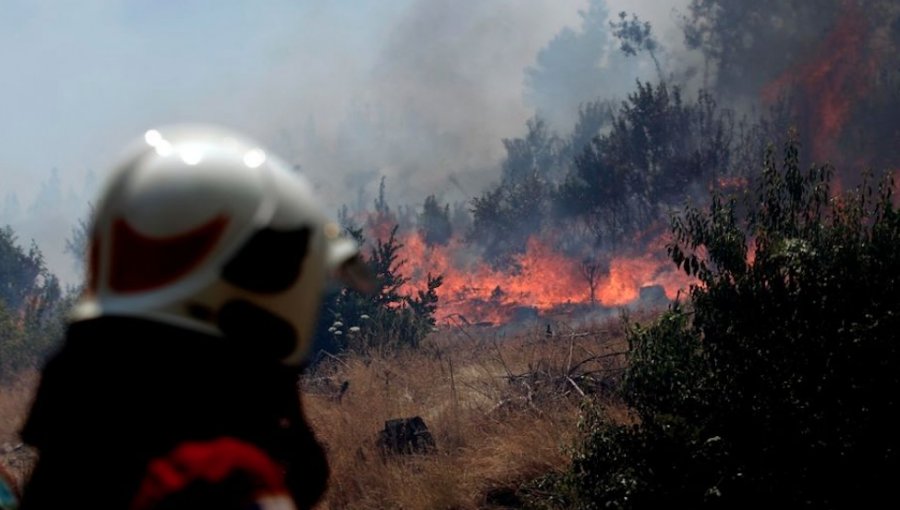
109 215 229 293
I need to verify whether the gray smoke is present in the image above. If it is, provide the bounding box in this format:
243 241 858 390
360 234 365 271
525 0 696 131
262 0 594 211
0 0 699 284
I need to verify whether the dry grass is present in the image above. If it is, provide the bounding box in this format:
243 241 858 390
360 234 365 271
0 316 636 508
304 318 630 509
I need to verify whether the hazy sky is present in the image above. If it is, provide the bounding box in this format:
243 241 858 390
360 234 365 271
0 1 583 197
0 1 406 193
0 0 685 282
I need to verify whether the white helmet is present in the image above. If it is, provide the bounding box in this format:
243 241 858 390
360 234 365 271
73 124 368 365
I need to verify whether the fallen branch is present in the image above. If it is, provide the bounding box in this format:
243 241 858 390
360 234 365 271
566 376 586 397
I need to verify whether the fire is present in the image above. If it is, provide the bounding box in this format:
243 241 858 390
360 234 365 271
716 176 748 190
365 211 398 244
598 255 687 306
761 1 878 162
396 230 693 324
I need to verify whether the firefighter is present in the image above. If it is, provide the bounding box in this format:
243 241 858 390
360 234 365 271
18 125 369 509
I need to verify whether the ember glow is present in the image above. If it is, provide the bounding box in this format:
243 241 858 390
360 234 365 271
396 230 693 324
716 176 749 190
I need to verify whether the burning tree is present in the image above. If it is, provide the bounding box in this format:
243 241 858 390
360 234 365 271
418 195 452 247
683 0 843 94
325 1 898 330
579 256 607 306
324 224 442 353
542 136 900 508
685 0 900 170
468 169 552 267
557 82 735 247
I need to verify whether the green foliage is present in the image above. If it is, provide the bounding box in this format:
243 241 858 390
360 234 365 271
0 226 66 379
528 401 730 510
501 117 567 185
524 0 639 128
622 307 705 421
472 80 751 265
682 0 842 94
611 12 658 58
469 171 551 266
325 224 442 353
469 120 559 264
1 226 49 311
374 176 390 216
611 12 663 80
568 100 614 160
545 137 900 507
558 82 734 246
419 195 452 246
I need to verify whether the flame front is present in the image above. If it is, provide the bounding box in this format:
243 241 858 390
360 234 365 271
761 1 878 162
397 230 693 324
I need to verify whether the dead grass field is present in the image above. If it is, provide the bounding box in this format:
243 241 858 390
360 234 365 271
303 318 631 509
0 316 635 508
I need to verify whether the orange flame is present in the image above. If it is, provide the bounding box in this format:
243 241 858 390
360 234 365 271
716 176 748 190
761 1 878 162
365 211 399 243
396 230 693 324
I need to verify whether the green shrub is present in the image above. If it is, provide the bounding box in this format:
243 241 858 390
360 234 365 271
543 136 900 508
0 226 67 379
322 224 442 353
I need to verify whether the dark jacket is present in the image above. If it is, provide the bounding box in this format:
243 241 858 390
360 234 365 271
18 317 328 510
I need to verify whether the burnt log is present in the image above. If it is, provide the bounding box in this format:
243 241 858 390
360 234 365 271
376 416 436 456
